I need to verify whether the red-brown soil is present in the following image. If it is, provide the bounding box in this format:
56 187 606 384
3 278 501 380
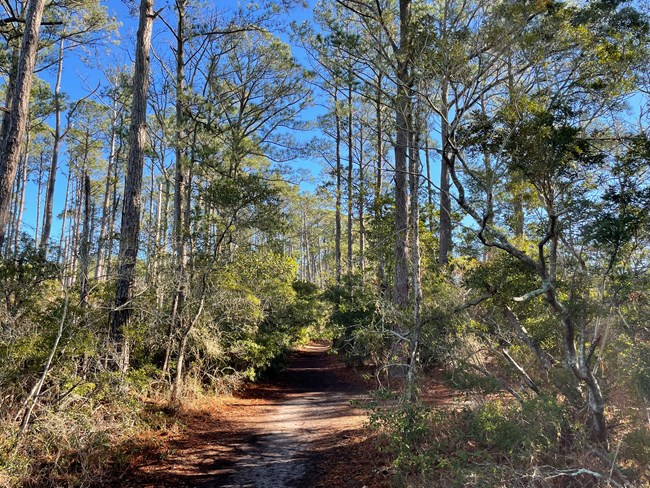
120 343 391 487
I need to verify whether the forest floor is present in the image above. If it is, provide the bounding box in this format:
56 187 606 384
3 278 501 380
120 342 392 488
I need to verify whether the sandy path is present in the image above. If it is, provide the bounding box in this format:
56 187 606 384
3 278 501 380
207 344 366 487
127 343 378 488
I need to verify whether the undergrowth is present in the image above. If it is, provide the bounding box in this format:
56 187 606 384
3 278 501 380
367 386 650 487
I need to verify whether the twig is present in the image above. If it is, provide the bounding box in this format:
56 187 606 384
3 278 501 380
17 286 69 437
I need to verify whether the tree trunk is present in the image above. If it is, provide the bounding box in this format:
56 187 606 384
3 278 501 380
96 100 119 280
0 0 47 250
375 73 386 292
393 0 411 308
406 105 423 400
424 126 434 233
40 37 65 249
112 0 155 373
57 167 71 264
79 172 91 317
358 122 365 277
347 77 354 278
334 89 342 285
168 0 189 379
12 144 29 253
439 79 452 268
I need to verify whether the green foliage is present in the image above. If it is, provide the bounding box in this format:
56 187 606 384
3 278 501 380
471 397 565 455
0 238 58 318
622 428 650 466
368 396 437 484
325 274 390 364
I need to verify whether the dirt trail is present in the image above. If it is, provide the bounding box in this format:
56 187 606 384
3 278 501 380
127 343 387 488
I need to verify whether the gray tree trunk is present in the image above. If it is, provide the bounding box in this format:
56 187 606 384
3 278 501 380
334 89 342 285
12 144 29 252
347 78 353 278
393 0 411 308
40 37 65 249
95 100 118 280
112 0 155 373
439 79 452 268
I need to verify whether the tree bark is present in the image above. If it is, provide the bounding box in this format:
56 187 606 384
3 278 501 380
334 88 342 285
112 0 155 373
95 99 118 280
40 37 65 249
358 121 365 277
0 0 47 250
12 144 29 253
375 73 386 292
166 0 189 378
406 106 422 400
347 76 354 279
393 0 412 308
439 79 452 267
79 172 91 317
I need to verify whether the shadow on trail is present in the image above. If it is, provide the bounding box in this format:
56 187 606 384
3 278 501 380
198 343 369 488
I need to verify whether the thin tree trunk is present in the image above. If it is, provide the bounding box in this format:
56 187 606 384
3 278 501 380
112 0 156 373
79 172 91 318
12 144 29 252
439 79 452 268
0 0 47 249
334 89 342 285
375 73 386 292
347 77 353 279
406 105 423 400
358 123 365 277
424 126 434 233
70 171 82 282
95 100 119 280
171 290 205 402
168 0 189 378
35 152 45 244
40 37 65 249
58 167 71 265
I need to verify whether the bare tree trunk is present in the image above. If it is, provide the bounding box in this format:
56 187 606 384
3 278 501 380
71 167 83 282
165 0 189 380
347 78 354 278
35 151 45 244
12 144 29 252
424 126 434 233
171 290 205 402
106 172 121 279
0 0 47 250
40 37 65 249
334 89 342 285
406 106 423 400
439 79 452 268
95 100 119 280
7 134 29 255
358 122 365 277
394 0 411 308
58 168 71 265
375 73 386 292
79 173 91 317
112 0 156 373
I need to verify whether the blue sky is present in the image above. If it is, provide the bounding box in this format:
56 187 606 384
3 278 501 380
20 0 324 242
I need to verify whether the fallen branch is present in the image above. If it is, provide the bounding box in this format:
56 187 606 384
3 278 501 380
542 467 622 487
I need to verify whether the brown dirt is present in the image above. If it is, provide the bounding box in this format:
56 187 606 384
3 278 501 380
120 343 391 488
